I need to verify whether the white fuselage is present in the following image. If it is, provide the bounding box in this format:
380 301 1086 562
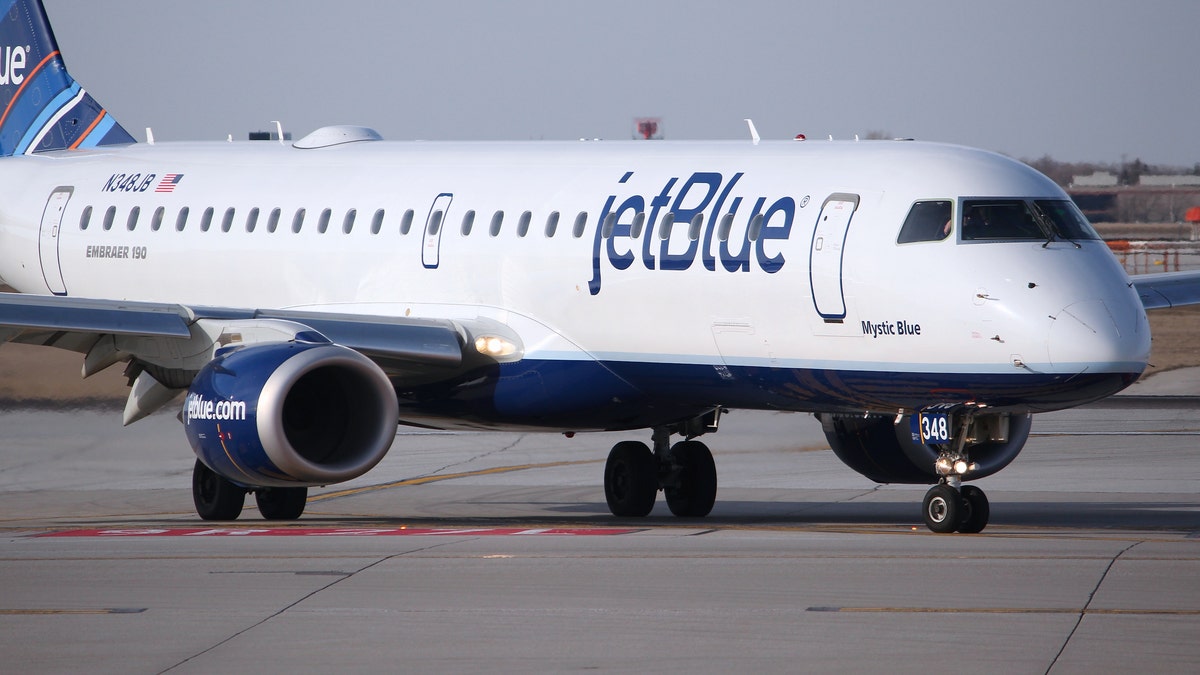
0 137 1151 425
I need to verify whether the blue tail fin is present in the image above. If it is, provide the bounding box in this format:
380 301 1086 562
0 0 135 156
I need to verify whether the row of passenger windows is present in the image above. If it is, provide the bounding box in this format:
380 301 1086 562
76 204 774 243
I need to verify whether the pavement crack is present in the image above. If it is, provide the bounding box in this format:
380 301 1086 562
1045 540 1140 674
157 539 463 674
423 434 528 479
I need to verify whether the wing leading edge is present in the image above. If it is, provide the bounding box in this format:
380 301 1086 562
1131 270 1200 310
0 292 487 423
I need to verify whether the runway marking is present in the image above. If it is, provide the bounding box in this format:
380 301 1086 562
308 458 602 502
808 607 1200 616
34 526 639 538
0 608 146 615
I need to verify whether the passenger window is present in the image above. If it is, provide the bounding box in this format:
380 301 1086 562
630 212 644 239
200 207 214 232
517 211 531 237
897 200 953 244
658 212 675 240
489 211 503 236
151 206 165 232
176 207 189 232
601 213 616 238
747 213 763 242
689 213 704 241
221 207 235 232
103 206 116 231
545 211 559 237
428 210 443 235
127 206 140 231
317 208 332 234
400 209 414 234
267 208 281 233
246 207 260 233
718 213 734 241
292 208 306 233
575 212 589 238
461 210 475 236
371 209 385 234
343 208 356 234
79 205 92 230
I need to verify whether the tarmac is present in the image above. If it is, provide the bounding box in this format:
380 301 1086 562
0 369 1198 673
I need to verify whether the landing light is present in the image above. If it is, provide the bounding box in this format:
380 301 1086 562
475 335 517 358
953 460 969 475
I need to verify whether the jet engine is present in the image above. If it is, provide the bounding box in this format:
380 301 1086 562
182 340 399 488
818 411 1032 484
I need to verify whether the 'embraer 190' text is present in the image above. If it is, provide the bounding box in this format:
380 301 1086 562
588 171 798 294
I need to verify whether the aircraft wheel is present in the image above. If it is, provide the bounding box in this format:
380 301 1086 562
664 440 717 518
957 485 990 534
255 487 308 520
192 459 246 521
604 441 658 517
922 484 960 533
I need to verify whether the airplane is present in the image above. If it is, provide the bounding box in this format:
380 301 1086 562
1 0 1197 533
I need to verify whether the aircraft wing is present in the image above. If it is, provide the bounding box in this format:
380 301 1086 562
0 291 466 377
1131 270 1200 310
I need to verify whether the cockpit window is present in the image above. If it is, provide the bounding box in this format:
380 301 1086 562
896 200 953 244
961 200 1043 240
1032 200 1101 241
961 198 1100 242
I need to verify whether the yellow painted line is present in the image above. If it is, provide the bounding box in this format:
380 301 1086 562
0 608 146 615
309 458 601 502
808 607 1200 615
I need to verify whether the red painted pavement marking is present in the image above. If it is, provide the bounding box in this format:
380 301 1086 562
35 527 640 538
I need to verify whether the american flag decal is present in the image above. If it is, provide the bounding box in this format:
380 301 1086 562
155 174 184 193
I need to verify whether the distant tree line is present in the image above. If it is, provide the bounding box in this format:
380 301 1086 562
1020 155 1200 188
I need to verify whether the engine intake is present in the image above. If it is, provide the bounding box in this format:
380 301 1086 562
183 341 399 487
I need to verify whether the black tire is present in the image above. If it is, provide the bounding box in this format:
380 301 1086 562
192 459 246 521
604 441 658 517
922 484 960 533
957 485 990 534
254 487 308 520
664 441 718 518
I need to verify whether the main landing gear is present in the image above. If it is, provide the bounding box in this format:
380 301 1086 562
191 459 308 521
603 421 719 519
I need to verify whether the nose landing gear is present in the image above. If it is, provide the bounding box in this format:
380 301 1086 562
920 406 992 533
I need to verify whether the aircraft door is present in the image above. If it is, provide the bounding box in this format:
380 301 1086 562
809 193 860 321
422 193 454 269
38 187 73 295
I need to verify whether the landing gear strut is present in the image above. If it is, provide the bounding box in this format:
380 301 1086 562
920 407 992 533
603 414 720 519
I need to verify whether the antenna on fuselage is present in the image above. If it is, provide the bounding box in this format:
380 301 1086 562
744 118 760 145
272 121 286 145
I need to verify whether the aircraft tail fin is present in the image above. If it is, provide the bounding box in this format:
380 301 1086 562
0 0 135 156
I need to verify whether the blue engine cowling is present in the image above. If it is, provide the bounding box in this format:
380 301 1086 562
183 340 399 488
819 412 1032 484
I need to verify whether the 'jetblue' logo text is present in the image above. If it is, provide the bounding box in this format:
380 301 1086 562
0 45 28 86
588 171 797 294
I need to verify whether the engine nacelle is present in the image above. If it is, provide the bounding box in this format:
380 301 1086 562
819 412 1032 484
183 340 399 488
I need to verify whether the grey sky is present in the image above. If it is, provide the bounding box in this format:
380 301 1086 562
46 0 1200 166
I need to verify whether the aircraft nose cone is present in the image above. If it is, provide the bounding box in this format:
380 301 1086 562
1047 299 1149 372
